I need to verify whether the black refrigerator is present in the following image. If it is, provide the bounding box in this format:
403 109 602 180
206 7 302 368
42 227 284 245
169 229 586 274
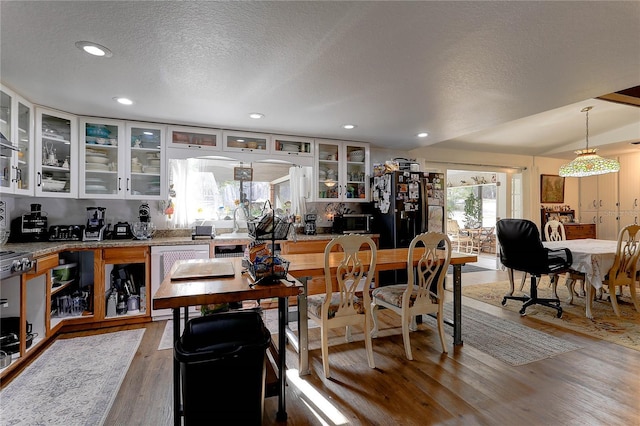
371 171 445 282
372 171 445 248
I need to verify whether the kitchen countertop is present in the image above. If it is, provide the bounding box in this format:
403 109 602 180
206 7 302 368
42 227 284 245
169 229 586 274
1 232 380 258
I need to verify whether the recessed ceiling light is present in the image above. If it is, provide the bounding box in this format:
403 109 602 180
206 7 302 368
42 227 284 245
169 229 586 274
417 132 429 138
249 113 264 119
342 124 356 130
75 41 113 57
113 97 133 105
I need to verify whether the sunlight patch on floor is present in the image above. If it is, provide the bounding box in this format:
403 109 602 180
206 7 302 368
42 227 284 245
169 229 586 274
287 369 350 425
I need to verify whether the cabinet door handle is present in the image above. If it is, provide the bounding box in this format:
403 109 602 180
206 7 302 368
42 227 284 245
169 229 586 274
187 145 202 149
118 178 121 191
599 200 603 207
634 198 638 207
126 178 130 191
37 171 42 186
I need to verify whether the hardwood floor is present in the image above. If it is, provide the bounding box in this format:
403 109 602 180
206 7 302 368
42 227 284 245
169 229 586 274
79 264 640 425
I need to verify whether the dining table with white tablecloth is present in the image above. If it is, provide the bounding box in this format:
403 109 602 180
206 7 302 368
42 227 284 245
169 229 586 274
543 238 618 319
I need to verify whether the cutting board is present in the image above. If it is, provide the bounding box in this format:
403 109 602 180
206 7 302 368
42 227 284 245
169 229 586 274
170 260 235 281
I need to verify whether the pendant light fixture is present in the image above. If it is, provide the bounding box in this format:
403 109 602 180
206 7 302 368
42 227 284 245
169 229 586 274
559 106 620 177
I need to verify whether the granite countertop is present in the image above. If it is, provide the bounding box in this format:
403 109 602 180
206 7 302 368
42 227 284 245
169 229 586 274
1 230 380 259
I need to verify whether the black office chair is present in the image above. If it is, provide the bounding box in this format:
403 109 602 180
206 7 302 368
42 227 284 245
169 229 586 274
496 219 572 318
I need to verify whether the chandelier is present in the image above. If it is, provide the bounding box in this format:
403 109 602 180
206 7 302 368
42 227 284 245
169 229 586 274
559 106 620 177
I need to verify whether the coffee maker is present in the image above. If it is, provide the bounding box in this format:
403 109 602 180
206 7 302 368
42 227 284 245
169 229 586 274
83 207 106 241
304 213 317 235
10 203 48 242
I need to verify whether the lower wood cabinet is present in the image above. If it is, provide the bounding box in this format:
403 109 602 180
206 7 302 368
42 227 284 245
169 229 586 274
563 223 597 240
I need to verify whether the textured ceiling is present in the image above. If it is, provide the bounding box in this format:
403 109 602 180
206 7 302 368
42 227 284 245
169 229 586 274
1 1 639 158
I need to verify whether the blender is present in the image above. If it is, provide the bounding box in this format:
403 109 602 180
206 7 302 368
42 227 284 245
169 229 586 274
83 207 107 241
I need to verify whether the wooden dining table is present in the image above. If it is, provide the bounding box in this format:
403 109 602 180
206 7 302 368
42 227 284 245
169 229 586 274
284 247 478 376
153 257 302 425
543 238 618 319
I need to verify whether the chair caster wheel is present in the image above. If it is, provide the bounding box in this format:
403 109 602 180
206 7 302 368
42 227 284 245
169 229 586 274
501 298 507 306
556 308 563 318
519 308 526 316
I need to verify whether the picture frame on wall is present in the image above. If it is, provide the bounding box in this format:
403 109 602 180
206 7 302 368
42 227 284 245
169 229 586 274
540 174 565 203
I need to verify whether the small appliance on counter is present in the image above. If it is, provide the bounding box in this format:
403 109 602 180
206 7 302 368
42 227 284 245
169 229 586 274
49 225 85 242
131 203 156 240
304 214 317 235
9 203 48 242
83 207 107 241
112 222 133 239
192 225 215 240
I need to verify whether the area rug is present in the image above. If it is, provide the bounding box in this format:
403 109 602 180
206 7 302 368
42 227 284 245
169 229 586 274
262 307 319 334
0 329 145 425
447 264 492 274
422 303 582 366
462 278 640 352
158 320 183 351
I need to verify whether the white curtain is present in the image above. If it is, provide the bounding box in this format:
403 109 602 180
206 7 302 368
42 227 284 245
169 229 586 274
289 166 310 218
169 159 221 228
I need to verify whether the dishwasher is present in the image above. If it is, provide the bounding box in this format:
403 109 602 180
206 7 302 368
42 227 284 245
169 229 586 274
151 245 210 321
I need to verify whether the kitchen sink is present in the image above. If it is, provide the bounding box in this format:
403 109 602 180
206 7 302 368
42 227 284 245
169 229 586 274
215 232 251 240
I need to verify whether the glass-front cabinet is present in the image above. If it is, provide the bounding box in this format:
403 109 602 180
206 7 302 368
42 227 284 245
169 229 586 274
0 85 33 196
35 108 78 198
126 122 165 200
222 131 270 154
271 134 314 158
315 140 369 202
167 125 222 152
79 117 124 198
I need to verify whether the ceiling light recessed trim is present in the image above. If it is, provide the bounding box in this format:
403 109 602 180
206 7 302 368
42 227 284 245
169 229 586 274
342 124 356 130
417 132 429 138
559 106 620 177
75 41 113 58
249 113 264 119
113 97 133 105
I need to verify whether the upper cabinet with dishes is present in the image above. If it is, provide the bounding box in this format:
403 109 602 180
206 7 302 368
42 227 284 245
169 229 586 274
222 130 270 154
271 135 314 158
0 85 34 196
315 139 370 202
167 125 222 152
79 118 165 200
35 107 78 198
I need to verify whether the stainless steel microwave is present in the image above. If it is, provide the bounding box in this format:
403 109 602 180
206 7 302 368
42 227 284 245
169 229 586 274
332 214 373 234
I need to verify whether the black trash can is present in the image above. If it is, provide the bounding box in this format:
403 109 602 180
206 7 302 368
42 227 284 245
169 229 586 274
174 310 272 425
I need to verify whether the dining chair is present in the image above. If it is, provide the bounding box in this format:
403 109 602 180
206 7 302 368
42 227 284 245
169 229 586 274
306 234 377 378
370 232 452 360
601 224 640 316
447 219 474 253
541 220 583 300
496 219 572 317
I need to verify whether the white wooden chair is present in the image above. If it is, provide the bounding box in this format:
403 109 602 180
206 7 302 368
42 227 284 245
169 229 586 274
600 224 640 316
370 232 452 360
306 234 377 378
447 219 474 253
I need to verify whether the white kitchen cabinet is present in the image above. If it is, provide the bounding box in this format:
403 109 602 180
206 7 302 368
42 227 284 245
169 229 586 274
222 130 270 154
315 139 370 202
35 108 78 198
79 117 125 199
167 125 222 152
271 134 314 158
578 170 620 240
79 119 166 200
619 152 640 225
125 122 166 200
0 85 34 196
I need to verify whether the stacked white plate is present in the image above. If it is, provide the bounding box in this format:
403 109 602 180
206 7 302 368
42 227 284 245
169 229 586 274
86 151 109 171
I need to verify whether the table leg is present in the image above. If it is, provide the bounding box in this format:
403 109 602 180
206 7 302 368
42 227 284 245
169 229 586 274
276 296 288 421
585 282 594 319
296 276 310 376
452 264 463 346
172 308 181 426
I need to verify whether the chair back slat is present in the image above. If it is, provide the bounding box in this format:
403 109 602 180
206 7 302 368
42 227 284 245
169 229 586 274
610 224 640 282
406 232 451 307
544 220 566 241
